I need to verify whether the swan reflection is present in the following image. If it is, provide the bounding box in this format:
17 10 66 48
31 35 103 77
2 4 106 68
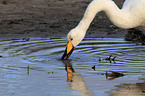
62 60 94 96
61 60 145 96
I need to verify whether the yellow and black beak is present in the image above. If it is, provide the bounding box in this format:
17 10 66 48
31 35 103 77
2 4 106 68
61 41 75 59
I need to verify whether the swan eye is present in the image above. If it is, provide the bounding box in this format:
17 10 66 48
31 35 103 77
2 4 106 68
70 38 73 41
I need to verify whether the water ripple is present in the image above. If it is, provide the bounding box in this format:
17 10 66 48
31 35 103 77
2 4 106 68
0 37 145 96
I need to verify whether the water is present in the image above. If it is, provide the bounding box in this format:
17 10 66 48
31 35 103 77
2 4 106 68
0 37 145 96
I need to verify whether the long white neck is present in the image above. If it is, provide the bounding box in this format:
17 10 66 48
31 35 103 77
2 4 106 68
76 0 143 34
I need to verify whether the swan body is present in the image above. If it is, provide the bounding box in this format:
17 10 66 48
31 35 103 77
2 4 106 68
62 0 145 59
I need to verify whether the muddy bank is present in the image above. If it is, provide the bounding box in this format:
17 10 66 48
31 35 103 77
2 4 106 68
0 0 144 39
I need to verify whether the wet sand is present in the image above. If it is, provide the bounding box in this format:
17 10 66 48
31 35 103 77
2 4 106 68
1 0 144 39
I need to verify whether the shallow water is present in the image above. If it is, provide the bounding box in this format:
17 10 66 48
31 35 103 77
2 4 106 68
0 37 145 96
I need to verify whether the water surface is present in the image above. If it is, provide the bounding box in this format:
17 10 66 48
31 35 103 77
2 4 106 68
0 38 145 96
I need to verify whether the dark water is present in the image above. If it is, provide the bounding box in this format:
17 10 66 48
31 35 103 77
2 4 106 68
0 38 145 96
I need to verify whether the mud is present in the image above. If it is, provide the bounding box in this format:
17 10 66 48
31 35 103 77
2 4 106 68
0 0 138 39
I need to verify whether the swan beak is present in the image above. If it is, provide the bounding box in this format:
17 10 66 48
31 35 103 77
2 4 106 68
61 41 75 59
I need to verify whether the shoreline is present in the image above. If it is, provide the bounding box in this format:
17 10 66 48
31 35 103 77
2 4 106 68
0 0 144 40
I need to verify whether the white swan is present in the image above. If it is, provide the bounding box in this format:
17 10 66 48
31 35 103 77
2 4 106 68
62 0 145 59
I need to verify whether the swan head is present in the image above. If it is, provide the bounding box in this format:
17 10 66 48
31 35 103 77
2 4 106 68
61 28 86 59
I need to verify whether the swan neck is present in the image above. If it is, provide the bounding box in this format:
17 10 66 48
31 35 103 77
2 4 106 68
76 0 113 32
76 0 139 32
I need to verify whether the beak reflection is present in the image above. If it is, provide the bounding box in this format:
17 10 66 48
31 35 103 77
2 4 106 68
62 60 94 95
63 60 75 82
61 41 75 59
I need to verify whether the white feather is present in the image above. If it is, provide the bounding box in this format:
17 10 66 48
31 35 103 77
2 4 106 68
67 0 145 47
